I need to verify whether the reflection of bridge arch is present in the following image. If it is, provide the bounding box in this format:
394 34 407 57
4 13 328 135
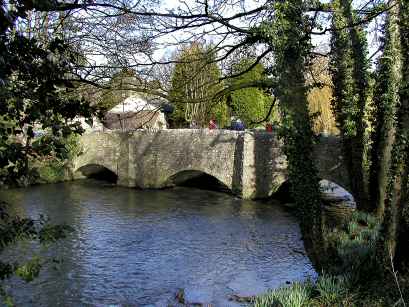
165 169 231 192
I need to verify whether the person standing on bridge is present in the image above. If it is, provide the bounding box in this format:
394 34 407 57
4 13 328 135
190 120 198 129
209 119 217 130
231 118 245 131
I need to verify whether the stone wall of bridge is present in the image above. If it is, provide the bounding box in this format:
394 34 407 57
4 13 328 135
73 130 350 199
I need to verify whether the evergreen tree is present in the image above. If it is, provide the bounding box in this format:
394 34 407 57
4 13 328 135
228 58 276 128
169 43 227 128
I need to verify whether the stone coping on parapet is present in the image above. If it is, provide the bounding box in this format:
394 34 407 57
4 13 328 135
85 128 280 136
83 129 341 145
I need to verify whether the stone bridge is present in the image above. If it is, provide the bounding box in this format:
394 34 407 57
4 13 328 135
72 130 350 199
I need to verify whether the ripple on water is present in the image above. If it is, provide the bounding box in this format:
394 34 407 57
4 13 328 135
0 180 316 306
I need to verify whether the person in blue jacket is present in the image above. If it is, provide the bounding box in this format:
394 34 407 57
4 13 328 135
231 117 245 131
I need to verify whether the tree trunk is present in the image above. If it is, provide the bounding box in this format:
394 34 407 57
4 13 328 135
344 0 371 211
369 0 401 217
379 133 409 266
379 0 409 267
330 0 371 210
265 1 322 245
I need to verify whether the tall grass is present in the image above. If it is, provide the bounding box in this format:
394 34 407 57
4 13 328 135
314 274 352 305
324 211 380 280
252 275 354 307
253 282 313 307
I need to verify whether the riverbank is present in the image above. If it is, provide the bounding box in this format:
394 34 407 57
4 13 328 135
252 211 409 306
0 134 80 189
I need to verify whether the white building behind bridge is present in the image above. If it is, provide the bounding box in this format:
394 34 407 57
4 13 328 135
103 94 167 130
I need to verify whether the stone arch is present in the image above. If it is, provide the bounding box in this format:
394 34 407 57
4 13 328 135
270 178 355 206
266 174 288 198
319 179 355 205
271 178 292 202
165 169 232 192
74 163 118 183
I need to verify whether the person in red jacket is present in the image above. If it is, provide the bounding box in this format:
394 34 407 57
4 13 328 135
209 119 217 129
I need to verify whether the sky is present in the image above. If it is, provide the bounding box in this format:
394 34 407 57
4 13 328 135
85 0 383 72
155 0 382 60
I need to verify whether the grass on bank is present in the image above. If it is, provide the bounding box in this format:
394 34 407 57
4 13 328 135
253 275 354 307
252 212 408 307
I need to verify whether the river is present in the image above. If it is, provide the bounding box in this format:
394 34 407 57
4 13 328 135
0 180 315 306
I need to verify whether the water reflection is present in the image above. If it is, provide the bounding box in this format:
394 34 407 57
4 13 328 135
0 180 316 306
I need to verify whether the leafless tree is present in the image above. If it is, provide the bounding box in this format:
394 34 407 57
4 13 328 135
15 0 390 102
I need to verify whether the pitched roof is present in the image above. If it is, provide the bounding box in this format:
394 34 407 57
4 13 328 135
103 111 161 130
108 94 159 113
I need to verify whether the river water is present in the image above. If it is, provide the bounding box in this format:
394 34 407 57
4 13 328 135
0 180 315 306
